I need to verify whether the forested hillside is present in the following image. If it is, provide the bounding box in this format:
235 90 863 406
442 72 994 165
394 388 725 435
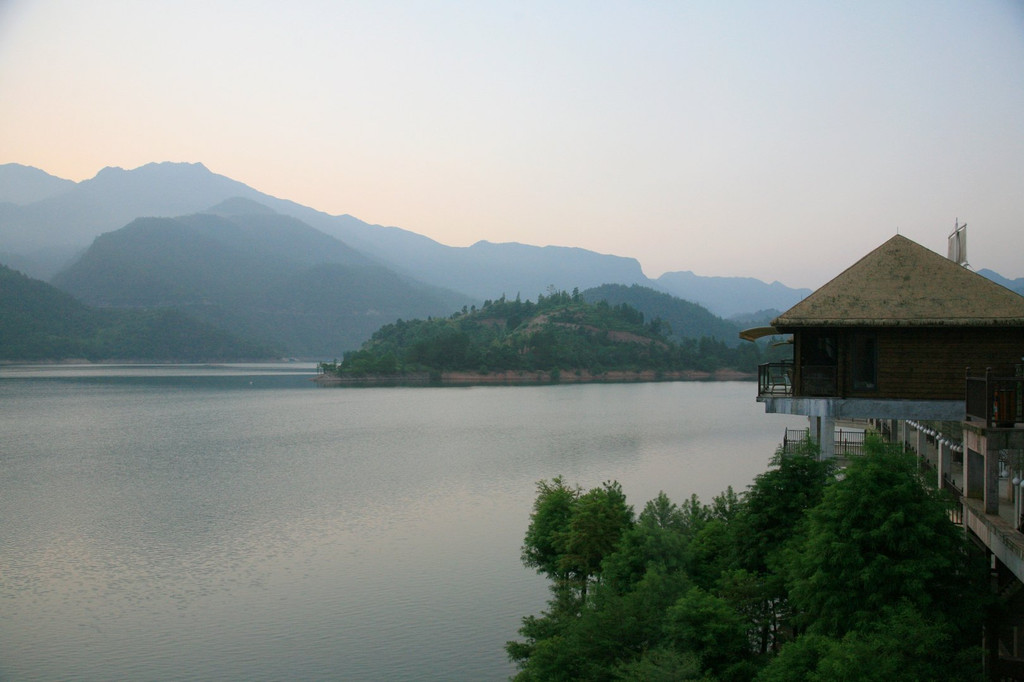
0 264 276 361
321 289 768 379
509 436 988 680
52 201 472 356
582 283 742 346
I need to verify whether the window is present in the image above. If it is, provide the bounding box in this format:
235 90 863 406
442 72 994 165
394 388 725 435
804 333 836 365
852 334 877 390
800 332 838 396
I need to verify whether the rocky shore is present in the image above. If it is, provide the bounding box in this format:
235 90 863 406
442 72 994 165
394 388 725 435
313 368 753 386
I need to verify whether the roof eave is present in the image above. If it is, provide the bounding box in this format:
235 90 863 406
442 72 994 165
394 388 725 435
773 318 1024 329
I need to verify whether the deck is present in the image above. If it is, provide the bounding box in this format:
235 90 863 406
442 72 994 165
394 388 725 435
966 368 1024 429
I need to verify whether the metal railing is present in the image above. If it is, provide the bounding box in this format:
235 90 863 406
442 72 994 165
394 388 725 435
835 428 865 456
758 361 793 397
780 427 865 457
965 367 1023 428
756 361 840 398
781 427 809 453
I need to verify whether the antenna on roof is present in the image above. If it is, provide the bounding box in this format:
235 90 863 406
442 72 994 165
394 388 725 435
948 218 969 268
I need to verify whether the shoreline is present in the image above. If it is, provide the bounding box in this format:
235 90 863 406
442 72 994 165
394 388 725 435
313 368 754 387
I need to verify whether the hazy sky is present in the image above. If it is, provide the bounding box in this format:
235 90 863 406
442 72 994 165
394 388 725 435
1 1 1022 288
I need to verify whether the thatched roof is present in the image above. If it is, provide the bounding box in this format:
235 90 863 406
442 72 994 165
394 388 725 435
773 234 1024 328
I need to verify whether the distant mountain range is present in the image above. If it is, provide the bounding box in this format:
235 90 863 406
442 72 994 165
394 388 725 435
0 163 76 204
654 271 812 319
978 269 1024 298
51 198 470 357
1 161 1018 359
0 162 813 315
0 162 650 303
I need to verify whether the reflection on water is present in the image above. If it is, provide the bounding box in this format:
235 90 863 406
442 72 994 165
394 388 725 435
0 365 804 681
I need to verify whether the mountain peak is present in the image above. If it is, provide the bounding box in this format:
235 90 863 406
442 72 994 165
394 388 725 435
656 270 812 318
0 163 76 204
205 197 277 217
93 161 211 181
141 161 210 173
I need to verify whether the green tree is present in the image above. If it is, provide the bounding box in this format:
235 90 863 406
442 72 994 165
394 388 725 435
787 436 987 638
613 646 706 681
522 477 580 582
757 435 989 681
600 492 691 594
718 439 831 655
664 585 756 680
511 479 636 679
736 438 830 575
509 437 991 682
520 478 634 597
685 487 742 590
756 603 983 682
557 481 634 597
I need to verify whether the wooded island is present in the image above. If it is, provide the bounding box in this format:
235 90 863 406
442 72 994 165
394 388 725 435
317 289 775 385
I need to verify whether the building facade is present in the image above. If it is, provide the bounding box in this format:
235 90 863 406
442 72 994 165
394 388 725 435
743 233 1024 678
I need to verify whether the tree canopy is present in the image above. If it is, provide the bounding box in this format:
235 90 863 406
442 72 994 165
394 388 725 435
507 436 989 681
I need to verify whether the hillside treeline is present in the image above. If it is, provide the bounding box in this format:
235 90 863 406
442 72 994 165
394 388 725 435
509 437 988 681
321 289 772 377
0 264 276 361
581 283 744 345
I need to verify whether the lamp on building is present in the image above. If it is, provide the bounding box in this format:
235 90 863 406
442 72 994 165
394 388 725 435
1014 477 1021 524
1018 478 1024 532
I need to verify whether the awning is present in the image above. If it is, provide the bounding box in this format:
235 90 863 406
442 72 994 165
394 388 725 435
738 326 782 342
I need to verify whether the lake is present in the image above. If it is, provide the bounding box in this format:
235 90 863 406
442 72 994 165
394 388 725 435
0 364 805 681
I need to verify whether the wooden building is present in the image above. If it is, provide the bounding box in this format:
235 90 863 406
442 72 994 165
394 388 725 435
745 234 1024 437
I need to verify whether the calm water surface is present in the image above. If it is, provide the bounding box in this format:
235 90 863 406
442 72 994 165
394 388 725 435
0 364 804 681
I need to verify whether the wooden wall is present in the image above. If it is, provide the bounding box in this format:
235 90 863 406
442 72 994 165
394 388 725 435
794 326 1024 400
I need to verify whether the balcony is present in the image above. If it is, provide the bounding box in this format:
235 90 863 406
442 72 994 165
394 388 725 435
757 361 839 399
965 367 1024 428
758 361 793 397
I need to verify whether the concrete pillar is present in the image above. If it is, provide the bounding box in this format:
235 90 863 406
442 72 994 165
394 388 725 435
809 416 820 448
965 426 1024 516
988 451 1000 515
936 440 947 489
807 416 836 459
820 415 836 459
965 446 985 502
